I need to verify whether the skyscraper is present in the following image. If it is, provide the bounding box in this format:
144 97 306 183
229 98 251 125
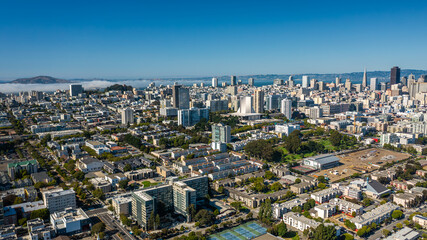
391 66 400 85
212 123 231 143
362 68 367 88
370 78 378 91
212 78 218 87
335 77 341 86
288 76 294 88
230 75 237 86
302 76 309 88
173 85 190 109
254 89 264 113
280 98 292 120
70 84 83 97
248 78 254 86
121 108 134 125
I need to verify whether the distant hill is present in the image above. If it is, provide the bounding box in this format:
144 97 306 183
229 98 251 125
10 76 71 84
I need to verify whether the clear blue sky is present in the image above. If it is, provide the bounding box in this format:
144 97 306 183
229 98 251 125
1 0 427 79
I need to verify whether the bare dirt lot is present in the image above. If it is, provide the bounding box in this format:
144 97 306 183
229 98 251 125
310 148 410 182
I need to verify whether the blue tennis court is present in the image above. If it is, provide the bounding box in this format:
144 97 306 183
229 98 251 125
208 221 267 240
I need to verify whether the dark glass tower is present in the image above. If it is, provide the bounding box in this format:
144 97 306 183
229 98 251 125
390 66 400 85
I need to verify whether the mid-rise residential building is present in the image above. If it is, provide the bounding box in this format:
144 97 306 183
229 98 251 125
178 108 209 126
311 188 342 203
42 188 76 213
212 123 231 143
350 203 399 229
70 84 83 97
121 107 134 125
8 160 39 180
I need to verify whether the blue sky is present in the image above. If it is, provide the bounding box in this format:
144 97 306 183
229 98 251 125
1 0 427 79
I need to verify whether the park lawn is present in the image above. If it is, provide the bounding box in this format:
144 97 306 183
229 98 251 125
142 181 159 188
317 139 336 151
278 146 303 162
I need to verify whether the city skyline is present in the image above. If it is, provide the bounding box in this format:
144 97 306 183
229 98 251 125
1 1 427 79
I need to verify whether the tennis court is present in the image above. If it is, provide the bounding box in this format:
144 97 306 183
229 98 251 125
208 221 266 240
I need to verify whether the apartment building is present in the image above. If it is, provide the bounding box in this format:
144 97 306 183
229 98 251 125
42 188 76 213
350 203 399 229
311 188 342 203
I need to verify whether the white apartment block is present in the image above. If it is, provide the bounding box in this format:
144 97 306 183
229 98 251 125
42 188 76 213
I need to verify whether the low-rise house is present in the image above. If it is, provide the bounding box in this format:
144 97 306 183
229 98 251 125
393 193 421 208
156 166 171 178
31 172 52 184
290 182 313 194
413 215 427 228
50 208 90 235
27 218 55 240
78 156 104 173
89 177 112 193
383 227 419 240
125 169 155 181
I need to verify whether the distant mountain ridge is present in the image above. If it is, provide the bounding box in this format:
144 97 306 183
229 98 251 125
10 76 71 84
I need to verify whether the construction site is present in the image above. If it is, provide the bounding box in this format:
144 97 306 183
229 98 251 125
310 148 410 182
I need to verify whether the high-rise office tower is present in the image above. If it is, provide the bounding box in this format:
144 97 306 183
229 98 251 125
230 76 237 86
254 89 264 113
273 78 284 85
248 78 254 86
310 78 317 89
212 123 231 143
401 76 408 86
370 78 378 91
288 76 294 88
121 108 134 125
302 76 309 88
70 84 83 97
173 85 190 109
212 78 218 87
335 77 341 86
391 66 400 85
345 79 352 91
280 98 292 120
362 68 367 88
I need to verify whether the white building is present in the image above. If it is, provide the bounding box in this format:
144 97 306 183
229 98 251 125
280 98 292 119
212 77 218 87
50 208 90 235
302 76 309 88
42 188 76 213
121 108 134 125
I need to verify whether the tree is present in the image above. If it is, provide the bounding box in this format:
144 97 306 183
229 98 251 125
382 229 391 237
343 233 354 240
120 214 131 226
217 186 224 194
258 199 273 225
230 202 243 212
187 204 197 221
194 209 215 227
352 211 356 217
284 130 302 153
396 223 403 229
92 222 105 235
123 164 132 172
155 214 161 230
118 179 129 189
93 189 105 200
264 170 275 180
330 130 342 147
313 224 336 240
30 209 50 220
18 218 27 226
13 197 23 204
392 210 403 219
295 178 301 184
268 222 287 237
270 182 283 192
